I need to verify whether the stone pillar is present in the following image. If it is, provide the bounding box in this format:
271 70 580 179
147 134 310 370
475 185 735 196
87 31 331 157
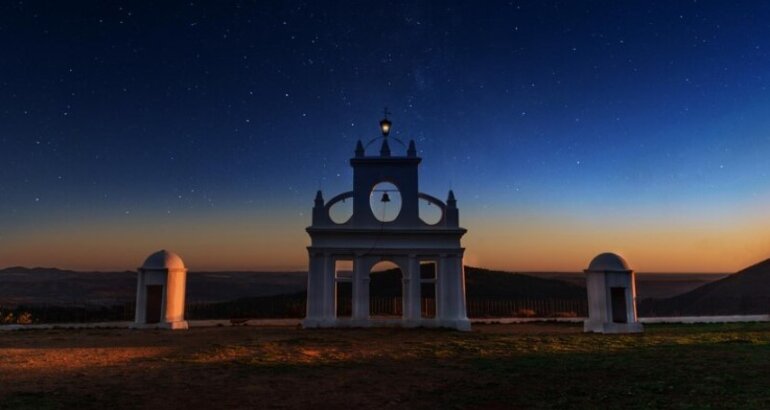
134 270 146 324
436 254 447 320
435 254 471 331
452 255 469 321
585 271 607 325
405 254 422 322
352 255 370 322
629 272 639 324
322 254 336 321
303 251 326 326
443 254 459 320
402 273 410 320
165 269 187 324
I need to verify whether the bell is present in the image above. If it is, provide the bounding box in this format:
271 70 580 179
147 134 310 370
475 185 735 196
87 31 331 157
380 192 391 203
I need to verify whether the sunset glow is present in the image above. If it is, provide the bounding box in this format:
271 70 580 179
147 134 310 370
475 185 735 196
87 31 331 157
1 2 769 274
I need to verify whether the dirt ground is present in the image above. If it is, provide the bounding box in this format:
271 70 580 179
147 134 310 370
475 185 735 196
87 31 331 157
1 322 769 409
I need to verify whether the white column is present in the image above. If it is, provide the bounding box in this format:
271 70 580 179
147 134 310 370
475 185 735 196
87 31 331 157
584 271 610 332
603 275 613 324
436 255 448 320
444 255 460 320
398 266 411 320
352 255 370 321
322 254 336 320
304 251 325 322
441 254 470 330
629 272 638 323
405 255 421 321
134 270 145 324
454 255 469 320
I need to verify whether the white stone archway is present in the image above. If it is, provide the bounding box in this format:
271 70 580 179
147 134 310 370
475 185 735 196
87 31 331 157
302 116 470 331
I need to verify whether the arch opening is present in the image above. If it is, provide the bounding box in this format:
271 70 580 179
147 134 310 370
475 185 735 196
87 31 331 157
334 260 353 318
369 261 403 318
420 261 437 318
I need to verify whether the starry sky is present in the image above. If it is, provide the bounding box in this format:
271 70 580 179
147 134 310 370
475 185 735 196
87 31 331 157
1 1 770 272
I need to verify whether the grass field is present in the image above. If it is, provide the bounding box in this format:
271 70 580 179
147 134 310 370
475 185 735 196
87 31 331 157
1 322 770 409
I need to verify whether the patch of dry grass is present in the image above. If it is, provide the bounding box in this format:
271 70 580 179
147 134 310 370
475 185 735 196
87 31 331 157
1 323 770 409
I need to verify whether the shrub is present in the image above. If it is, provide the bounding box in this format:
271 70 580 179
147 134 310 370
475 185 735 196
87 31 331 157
515 308 536 317
17 312 34 324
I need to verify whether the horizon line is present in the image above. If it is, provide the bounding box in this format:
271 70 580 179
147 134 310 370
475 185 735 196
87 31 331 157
0 264 734 275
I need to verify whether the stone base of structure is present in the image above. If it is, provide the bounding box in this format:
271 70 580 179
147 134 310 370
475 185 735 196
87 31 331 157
583 320 643 334
302 317 471 331
439 318 472 331
130 320 189 330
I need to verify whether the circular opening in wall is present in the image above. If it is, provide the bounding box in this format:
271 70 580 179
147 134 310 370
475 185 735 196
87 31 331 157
419 197 443 225
328 197 353 224
370 182 401 222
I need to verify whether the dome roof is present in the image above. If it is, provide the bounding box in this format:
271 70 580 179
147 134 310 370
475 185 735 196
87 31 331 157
141 249 186 270
586 252 631 272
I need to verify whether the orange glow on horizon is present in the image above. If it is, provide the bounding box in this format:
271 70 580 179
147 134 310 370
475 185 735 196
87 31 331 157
2 203 770 274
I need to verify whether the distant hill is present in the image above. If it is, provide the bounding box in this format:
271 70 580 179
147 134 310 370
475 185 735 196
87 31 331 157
199 266 589 320
5 264 734 313
0 267 135 306
0 267 306 307
0 265 586 307
639 259 770 316
534 272 727 300
365 266 586 299
465 267 586 299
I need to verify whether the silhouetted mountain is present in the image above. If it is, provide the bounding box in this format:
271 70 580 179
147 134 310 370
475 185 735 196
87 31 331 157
7 264 733 312
0 267 306 307
639 259 770 316
0 266 81 274
367 266 586 299
536 271 726 300
208 266 589 320
0 267 136 306
2 265 588 307
465 267 586 299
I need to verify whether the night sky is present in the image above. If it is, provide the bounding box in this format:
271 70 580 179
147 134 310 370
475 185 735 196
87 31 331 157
1 1 769 272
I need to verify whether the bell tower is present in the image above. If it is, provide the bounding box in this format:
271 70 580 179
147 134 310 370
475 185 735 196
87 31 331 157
304 113 470 331
349 123 421 227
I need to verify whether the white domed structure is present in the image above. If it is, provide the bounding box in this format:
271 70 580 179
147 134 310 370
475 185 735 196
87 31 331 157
583 252 643 334
587 252 630 272
132 249 189 330
142 249 186 271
